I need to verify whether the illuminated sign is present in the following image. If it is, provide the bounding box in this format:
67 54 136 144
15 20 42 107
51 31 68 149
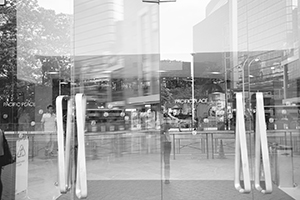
175 98 208 104
3 101 35 107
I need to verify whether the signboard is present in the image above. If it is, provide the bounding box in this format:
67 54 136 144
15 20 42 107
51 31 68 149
15 138 29 195
175 98 208 104
2 101 35 107
0 0 5 6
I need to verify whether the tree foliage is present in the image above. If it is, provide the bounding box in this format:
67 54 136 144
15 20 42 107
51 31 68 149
16 0 72 84
0 0 17 102
0 0 72 103
160 81 173 108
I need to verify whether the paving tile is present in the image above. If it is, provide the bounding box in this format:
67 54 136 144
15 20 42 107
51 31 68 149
57 180 294 200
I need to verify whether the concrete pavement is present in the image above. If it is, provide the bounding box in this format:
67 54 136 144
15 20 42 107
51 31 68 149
21 149 300 200
2 130 299 200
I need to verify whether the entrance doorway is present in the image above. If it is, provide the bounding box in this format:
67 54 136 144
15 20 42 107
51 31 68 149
1 0 299 199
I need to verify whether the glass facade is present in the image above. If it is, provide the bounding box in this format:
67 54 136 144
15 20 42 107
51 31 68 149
0 0 299 199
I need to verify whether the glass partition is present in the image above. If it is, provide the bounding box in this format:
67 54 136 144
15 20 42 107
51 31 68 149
0 0 73 199
0 0 299 200
159 0 300 199
64 0 162 199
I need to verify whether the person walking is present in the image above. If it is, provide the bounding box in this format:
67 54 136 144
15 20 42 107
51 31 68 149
18 109 31 131
161 114 172 184
41 105 56 157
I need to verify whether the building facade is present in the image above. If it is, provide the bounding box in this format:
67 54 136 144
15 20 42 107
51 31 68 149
194 0 300 105
237 0 298 104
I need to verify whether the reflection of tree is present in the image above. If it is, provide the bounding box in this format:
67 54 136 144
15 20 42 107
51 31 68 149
37 55 72 86
160 79 173 108
17 0 72 84
0 0 17 102
163 77 223 100
0 0 72 128
0 0 71 83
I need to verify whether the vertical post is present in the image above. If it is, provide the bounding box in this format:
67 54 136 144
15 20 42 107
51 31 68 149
248 64 251 108
229 0 238 89
59 71 61 95
206 133 209 159
242 62 245 106
247 62 251 131
211 133 214 159
191 54 195 129
31 135 34 161
283 64 288 99
224 58 228 130
172 134 175 160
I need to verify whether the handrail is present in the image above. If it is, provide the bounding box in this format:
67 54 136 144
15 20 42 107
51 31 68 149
234 93 251 193
56 96 72 193
254 93 272 193
65 97 73 192
75 93 88 199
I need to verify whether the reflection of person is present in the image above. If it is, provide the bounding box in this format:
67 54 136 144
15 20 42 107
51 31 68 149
161 115 171 184
18 109 31 131
41 105 56 156
0 129 4 199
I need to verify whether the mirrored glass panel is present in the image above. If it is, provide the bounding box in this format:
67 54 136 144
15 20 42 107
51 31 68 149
59 1 162 199
0 0 73 199
0 0 300 200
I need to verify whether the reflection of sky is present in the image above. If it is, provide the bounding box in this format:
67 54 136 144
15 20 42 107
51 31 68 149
160 0 210 62
37 0 73 14
36 0 210 62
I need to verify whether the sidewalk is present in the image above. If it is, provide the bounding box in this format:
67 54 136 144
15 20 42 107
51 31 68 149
23 152 300 200
56 153 297 200
57 180 295 200
9 130 300 200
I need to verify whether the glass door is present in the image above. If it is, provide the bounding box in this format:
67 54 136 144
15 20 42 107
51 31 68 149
2 0 299 199
59 0 163 199
158 0 300 200
0 0 74 199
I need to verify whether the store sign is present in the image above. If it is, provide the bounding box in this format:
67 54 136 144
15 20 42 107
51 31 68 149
15 138 29 195
3 101 35 107
175 98 208 104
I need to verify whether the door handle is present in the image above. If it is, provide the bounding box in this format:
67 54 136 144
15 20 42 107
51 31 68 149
234 93 251 193
56 96 73 193
75 93 88 199
254 93 272 194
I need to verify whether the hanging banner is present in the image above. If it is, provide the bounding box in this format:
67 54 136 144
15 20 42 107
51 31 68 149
15 138 29 195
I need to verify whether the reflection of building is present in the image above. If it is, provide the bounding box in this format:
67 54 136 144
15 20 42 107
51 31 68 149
283 0 300 103
74 0 124 105
193 0 300 105
74 1 160 109
122 1 159 106
193 0 232 92
74 0 123 56
237 0 297 103
73 1 160 132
